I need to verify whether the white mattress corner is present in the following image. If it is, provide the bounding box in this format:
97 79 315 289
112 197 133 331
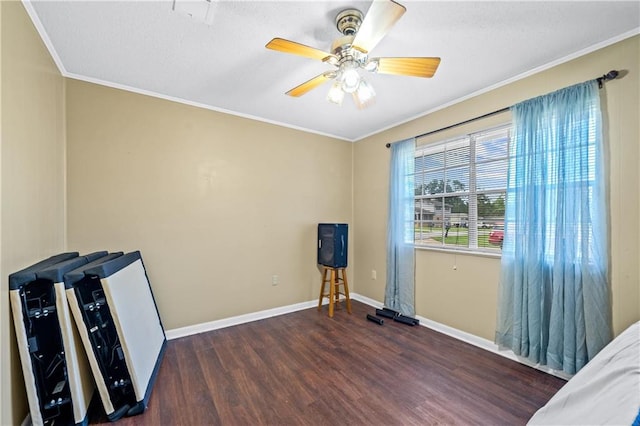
528 321 640 425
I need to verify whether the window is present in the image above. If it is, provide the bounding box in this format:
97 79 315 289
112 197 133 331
414 125 510 252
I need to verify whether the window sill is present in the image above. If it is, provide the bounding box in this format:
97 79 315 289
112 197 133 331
414 245 502 259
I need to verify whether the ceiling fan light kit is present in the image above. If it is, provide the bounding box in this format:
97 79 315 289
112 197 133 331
327 81 346 105
327 76 376 109
265 0 440 110
340 64 361 93
353 80 376 109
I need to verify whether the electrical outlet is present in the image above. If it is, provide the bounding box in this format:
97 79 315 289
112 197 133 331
272 275 279 286
371 270 377 280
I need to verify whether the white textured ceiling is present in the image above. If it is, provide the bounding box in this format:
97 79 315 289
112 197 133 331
24 1 640 141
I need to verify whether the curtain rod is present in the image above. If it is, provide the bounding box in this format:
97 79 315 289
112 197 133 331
385 70 619 148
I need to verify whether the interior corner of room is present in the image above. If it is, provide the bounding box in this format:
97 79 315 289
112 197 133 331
1 0 639 424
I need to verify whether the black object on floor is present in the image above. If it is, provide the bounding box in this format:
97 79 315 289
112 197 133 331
393 314 420 326
378 307 419 326
366 314 384 325
375 308 397 319
382 307 400 316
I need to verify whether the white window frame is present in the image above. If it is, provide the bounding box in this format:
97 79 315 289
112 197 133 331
414 124 511 254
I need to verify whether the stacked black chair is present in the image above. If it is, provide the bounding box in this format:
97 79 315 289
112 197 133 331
9 251 108 426
64 251 166 421
9 250 166 424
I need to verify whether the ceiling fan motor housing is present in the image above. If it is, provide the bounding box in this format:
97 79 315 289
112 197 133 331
336 9 363 36
333 9 370 71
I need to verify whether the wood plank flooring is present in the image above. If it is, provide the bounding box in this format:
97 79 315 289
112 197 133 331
90 301 566 425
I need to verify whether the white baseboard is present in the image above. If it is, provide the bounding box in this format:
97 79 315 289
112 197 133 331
165 299 319 340
350 293 571 380
350 293 384 308
165 292 571 380
415 314 572 380
166 294 369 340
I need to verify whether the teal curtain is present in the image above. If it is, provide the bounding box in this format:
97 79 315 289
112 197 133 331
385 138 415 316
495 80 612 374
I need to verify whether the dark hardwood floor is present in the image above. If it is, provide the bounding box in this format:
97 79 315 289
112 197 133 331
90 301 565 425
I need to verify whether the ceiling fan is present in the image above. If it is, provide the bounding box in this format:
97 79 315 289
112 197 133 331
265 0 440 109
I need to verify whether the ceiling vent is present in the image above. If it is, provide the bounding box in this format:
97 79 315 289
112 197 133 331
172 0 216 26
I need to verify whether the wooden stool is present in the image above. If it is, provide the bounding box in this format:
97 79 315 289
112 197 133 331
317 266 351 318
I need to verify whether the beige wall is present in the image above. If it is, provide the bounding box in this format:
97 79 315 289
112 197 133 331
2 1 637 423
0 1 67 424
354 35 640 341
65 80 353 330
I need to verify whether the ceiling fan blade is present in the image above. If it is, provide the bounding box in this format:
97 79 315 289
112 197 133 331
266 38 334 62
375 57 441 78
286 73 333 97
352 0 406 54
